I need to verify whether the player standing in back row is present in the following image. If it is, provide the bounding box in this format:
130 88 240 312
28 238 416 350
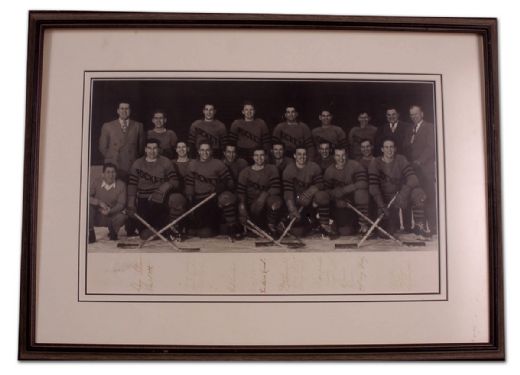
188 103 227 159
228 101 271 163
272 106 315 161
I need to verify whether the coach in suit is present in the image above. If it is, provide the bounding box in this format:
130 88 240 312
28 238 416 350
408 105 437 234
375 106 412 158
98 102 145 182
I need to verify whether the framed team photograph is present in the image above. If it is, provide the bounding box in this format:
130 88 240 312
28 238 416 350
19 12 504 360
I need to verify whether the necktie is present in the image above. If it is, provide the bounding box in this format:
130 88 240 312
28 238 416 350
121 120 129 133
411 125 418 144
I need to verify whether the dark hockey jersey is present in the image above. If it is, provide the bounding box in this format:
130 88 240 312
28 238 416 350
282 161 323 202
228 118 270 151
312 125 347 150
172 158 192 193
188 119 227 155
128 156 179 199
324 160 367 192
185 158 234 199
368 154 418 198
223 157 249 185
272 121 315 160
237 165 281 203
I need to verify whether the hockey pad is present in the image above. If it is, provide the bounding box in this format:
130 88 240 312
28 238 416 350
217 191 237 207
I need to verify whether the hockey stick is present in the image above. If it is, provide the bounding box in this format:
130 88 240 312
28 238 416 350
277 206 304 243
133 213 179 250
140 192 216 246
345 202 403 245
357 192 399 248
246 219 284 248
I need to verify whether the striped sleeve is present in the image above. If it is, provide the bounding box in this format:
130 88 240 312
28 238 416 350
236 168 248 199
218 162 234 191
399 156 419 188
184 163 195 197
310 163 324 190
228 120 239 146
352 161 368 190
267 166 281 196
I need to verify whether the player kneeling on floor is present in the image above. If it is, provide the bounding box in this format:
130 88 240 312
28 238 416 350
282 147 337 239
126 138 184 240
237 148 283 236
324 148 370 236
185 141 242 239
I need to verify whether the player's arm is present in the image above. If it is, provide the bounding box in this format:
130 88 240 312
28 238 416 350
109 182 127 214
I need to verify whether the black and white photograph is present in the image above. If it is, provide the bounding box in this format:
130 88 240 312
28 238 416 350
82 72 445 301
15 9 505 361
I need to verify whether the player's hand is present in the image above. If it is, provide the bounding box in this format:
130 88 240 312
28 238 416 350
332 187 344 199
238 204 248 225
377 207 390 217
297 192 312 207
288 209 301 221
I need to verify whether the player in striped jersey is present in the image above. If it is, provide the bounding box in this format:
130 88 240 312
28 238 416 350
185 141 242 239
324 148 369 236
311 109 347 152
222 144 249 186
368 139 429 238
272 106 315 161
188 103 227 159
269 142 293 176
126 138 184 240
147 110 178 159
228 101 271 163
282 147 336 238
237 148 282 236
315 141 335 172
348 111 378 160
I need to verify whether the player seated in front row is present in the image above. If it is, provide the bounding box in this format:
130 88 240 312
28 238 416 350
368 138 430 239
282 146 337 239
237 147 283 236
323 148 370 236
185 141 243 240
88 163 127 243
126 138 186 240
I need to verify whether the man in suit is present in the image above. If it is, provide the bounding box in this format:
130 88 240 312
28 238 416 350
375 106 411 158
98 101 145 183
408 105 437 235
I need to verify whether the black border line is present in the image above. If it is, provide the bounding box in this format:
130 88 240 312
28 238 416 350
81 72 446 303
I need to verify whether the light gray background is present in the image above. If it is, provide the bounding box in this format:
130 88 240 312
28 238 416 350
1 0 517 372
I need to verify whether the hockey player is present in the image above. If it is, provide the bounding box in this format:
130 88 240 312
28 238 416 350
311 109 347 152
228 101 271 163
358 138 375 170
282 146 336 238
324 148 369 236
146 110 178 159
269 142 293 175
188 103 227 159
222 144 249 186
272 106 315 160
348 111 378 160
126 138 185 240
237 148 283 236
185 141 242 239
368 138 430 238
88 163 127 243
315 141 335 172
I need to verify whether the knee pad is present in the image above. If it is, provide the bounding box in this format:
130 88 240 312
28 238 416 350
266 195 282 211
168 193 187 210
217 191 236 207
411 188 427 207
313 191 330 206
354 189 369 205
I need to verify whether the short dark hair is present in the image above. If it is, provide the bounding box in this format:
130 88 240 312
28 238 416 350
271 141 285 149
360 138 373 146
242 100 255 108
102 162 118 172
145 138 160 147
197 139 212 149
252 147 266 155
152 109 167 118
381 138 396 147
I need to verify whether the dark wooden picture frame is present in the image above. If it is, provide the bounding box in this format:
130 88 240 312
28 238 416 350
19 11 504 360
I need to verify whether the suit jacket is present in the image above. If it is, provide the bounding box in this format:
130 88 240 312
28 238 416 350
408 121 435 177
375 120 412 158
99 119 144 173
